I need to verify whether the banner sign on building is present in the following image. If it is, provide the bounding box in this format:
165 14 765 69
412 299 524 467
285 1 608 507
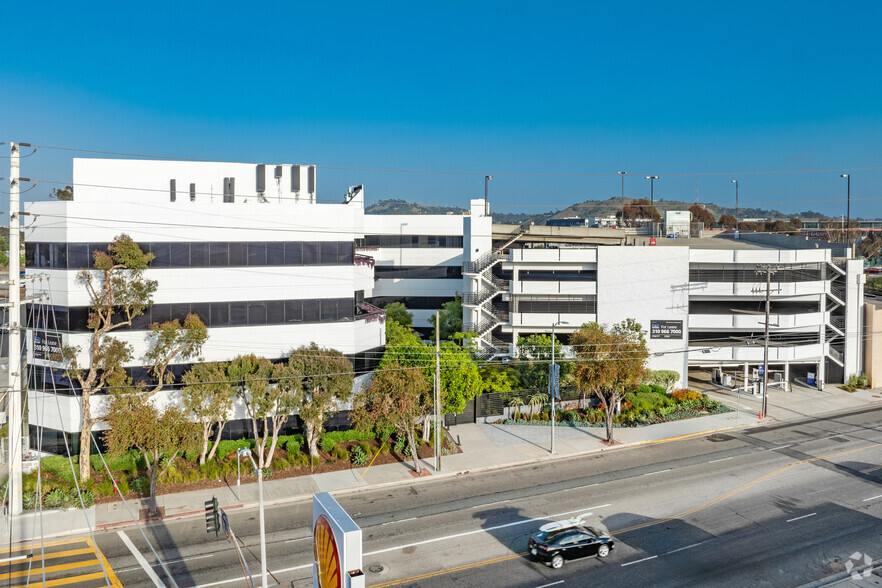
32 331 63 361
650 320 683 340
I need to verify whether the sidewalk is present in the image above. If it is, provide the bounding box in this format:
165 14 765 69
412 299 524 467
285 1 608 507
6 384 882 543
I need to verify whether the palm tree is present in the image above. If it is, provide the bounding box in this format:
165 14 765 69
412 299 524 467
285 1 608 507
507 395 524 420
528 392 549 421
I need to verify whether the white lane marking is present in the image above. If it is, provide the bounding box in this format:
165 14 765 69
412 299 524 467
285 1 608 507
666 542 703 555
708 456 733 464
117 530 167 588
769 445 793 451
786 513 817 523
621 555 658 567
382 517 417 526
192 505 611 587
117 554 215 573
534 582 564 588
284 537 311 543
472 499 512 509
561 483 598 491
862 494 882 502
643 469 671 476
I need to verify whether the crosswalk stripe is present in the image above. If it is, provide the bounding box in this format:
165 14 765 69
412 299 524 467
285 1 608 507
2 538 89 553
9 570 108 588
85 536 123 588
0 558 100 581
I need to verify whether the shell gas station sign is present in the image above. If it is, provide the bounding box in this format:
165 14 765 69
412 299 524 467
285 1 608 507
313 492 364 588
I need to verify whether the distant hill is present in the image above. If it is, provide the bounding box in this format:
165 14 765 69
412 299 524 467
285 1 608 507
365 198 829 224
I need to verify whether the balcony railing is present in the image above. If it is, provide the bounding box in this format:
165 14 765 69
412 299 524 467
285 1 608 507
354 254 376 268
356 301 385 323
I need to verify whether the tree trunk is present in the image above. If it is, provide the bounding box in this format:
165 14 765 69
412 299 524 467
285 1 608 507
406 426 421 474
604 397 615 444
79 391 93 481
306 420 319 458
265 416 283 470
200 422 211 465
206 421 225 462
148 452 159 517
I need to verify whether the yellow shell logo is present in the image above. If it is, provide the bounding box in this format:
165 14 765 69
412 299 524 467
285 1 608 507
313 514 342 588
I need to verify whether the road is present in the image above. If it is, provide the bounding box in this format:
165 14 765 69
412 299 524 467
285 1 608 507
8 404 882 587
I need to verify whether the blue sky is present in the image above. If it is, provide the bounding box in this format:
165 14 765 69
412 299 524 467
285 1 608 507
2 1 881 218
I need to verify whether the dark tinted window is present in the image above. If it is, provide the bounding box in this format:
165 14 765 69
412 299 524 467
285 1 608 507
170 304 190 323
248 243 267 266
190 242 209 266
248 302 266 325
266 300 284 324
338 299 354 321
150 243 170 268
285 300 302 323
229 243 248 266
284 242 302 265
210 242 229 267
211 302 229 326
151 304 170 324
302 242 319 265
303 299 320 322
320 242 338 265
338 242 353 264
67 244 89 268
170 243 190 266
190 303 210 324
320 299 337 322
266 242 284 265
229 301 247 325
25 243 37 267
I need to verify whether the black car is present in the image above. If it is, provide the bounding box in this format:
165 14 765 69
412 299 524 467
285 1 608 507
528 524 614 568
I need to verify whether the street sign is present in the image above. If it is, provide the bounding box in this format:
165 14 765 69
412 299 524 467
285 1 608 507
220 508 231 541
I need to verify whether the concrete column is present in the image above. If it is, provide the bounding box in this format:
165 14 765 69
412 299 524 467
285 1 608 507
784 361 790 392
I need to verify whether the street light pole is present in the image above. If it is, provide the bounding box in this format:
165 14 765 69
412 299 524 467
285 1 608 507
484 175 493 216
645 176 658 206
617 171 627 225
731 180 739 231
841 174 850 242
239 449 267 588
550 320 568 454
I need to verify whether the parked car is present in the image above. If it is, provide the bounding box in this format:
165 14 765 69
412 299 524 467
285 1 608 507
528 517 614 569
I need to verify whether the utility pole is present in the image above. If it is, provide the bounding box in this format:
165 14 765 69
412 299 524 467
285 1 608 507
7 142 24 516
434 311 441 472
731 179 739 231
754 264 779 419
549 321 567 454
617 171 627 225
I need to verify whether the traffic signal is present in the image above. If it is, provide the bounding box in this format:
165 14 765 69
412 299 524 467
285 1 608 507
205 496 219 535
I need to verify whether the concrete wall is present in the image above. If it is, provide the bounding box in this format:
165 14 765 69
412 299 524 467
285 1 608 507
737 231 851 256
865 301 882 387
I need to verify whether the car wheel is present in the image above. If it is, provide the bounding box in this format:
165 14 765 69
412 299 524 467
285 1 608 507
597 544 610 558
551 555 564 569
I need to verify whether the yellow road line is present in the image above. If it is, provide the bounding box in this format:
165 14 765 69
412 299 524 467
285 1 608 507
84 536 123 588
0 548 95 566
0 558 100 581
370 440 882 587
3 538 89 553
9 570 108 588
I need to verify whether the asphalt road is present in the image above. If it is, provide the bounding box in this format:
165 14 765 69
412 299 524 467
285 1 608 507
89 404 882 588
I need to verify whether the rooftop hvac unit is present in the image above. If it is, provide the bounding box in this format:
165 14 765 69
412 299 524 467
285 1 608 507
223 177 235 203
169 179 176 202
256 164 266 193
308 165 316 195
274 165 283 179
291 165 301 192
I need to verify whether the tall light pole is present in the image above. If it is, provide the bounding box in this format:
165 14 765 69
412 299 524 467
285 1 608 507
645 176 658 206
617 171 627 225
550 320 568 454
841 174 851 242
731 180 739 231
238 449 267 588
484 175 493 216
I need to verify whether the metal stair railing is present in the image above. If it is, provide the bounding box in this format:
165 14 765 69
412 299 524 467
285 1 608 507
463 250 504 274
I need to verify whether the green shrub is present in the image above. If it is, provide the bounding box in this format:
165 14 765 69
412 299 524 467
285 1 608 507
40 456 78 483
79 490 94 508
23 491 37 510
358 441 372 455
45 489 66 509
96 479 115 497
131 477 151 496
272 458 290 471
116 480 130 496
332 446 349 461
379 439 391 454
350 446 368 466
393 435 407 453
260 468 272 479
213 439 254 460
283 439 301 455
321 430 375 452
